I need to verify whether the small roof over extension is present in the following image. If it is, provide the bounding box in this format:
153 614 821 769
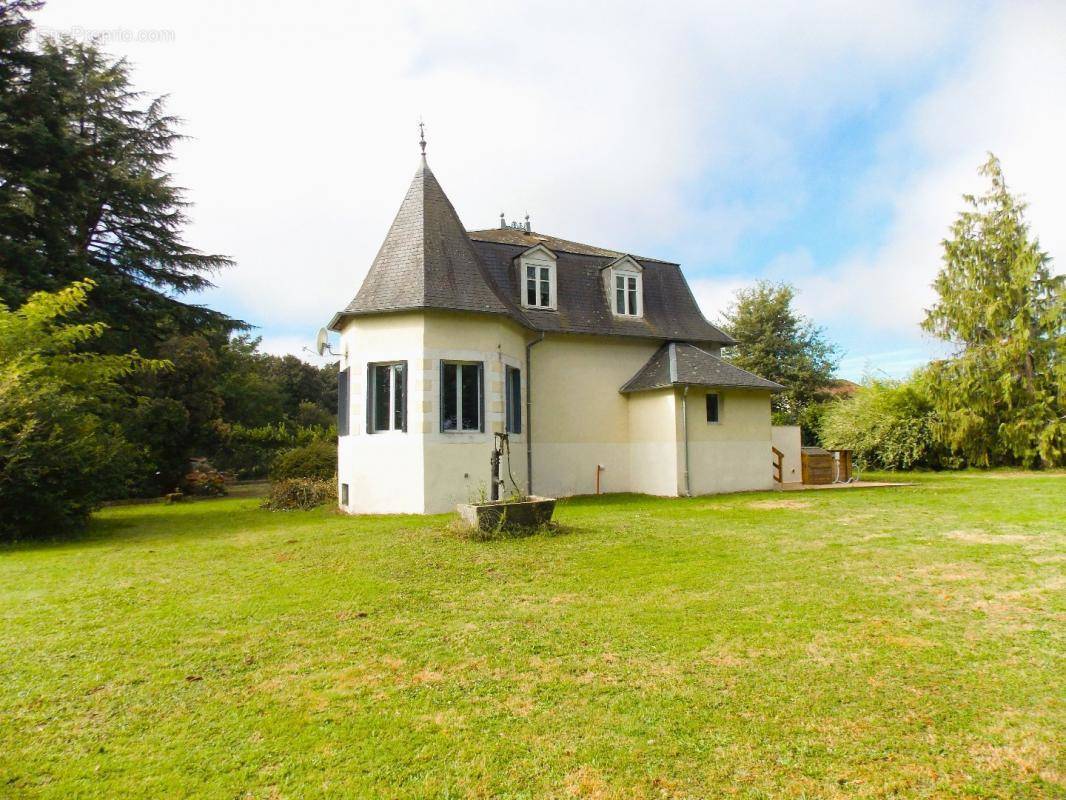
620 342 784 394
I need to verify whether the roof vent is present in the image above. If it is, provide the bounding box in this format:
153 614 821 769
499 212 532 233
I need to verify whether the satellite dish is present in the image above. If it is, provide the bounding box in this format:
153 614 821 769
315 327 330 357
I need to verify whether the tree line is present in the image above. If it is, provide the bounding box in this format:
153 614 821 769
1 2 337 538
723 156 1063 472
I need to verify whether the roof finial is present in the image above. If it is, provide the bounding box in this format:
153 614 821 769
418 117 426 157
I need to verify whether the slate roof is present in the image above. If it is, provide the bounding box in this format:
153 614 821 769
472 239 733 345
331 157 734 347
332 158 514 325
620 342 784 393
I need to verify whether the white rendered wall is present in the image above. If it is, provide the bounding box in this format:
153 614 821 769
684 388 775 495
337 313 426 513
337 312 776 512
421 312 529 513
771 425 803 486
626 389 681 496
528 335 661 498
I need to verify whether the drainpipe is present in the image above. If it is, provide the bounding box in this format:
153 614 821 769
680 386 691 497
525 332 546 496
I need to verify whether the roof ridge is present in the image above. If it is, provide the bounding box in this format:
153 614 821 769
467 228 679 265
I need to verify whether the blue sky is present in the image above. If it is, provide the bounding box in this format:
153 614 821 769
35 1 1066 379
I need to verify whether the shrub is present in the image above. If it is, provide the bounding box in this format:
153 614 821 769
212 421 331 478
261 477 336 511
820 375 952 471
181 458 227 496
0 282 162 541
270 439 337 481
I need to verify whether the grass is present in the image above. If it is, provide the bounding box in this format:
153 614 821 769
1 472 1063 799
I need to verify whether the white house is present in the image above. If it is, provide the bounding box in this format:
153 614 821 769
327 145 786 514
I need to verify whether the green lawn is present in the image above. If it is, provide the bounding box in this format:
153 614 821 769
2 473 1064 798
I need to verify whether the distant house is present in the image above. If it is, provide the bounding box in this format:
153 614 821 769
327 147 784 513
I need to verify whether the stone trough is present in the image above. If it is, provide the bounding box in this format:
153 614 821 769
456 496 557 532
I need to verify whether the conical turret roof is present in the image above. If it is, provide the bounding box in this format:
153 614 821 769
335 158 515 323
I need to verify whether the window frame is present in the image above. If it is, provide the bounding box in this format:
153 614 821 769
505 365 522 435
706 392 721 424
366 361 407 434
440 360 485 433
613 269 641 316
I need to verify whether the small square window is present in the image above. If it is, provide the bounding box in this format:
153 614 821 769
706 393 720 423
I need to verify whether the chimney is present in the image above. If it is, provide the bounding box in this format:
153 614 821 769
499 212 506 230
524 213 531 233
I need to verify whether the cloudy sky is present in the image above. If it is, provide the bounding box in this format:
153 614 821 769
35 0 1066 379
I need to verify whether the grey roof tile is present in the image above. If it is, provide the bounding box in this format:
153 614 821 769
620 342 784 393
472 239 734 345
335 159 515 322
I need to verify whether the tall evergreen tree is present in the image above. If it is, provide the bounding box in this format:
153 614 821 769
720 280 839 428
922 154 1064 467
0 6 236 355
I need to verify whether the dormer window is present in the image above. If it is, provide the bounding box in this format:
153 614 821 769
517 244 557 310
604 255 643 318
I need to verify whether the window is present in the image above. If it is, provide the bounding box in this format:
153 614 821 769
706 393 720 423
367 362 406 433
525 264 553 308
441 361 483 432
505 366 522 434
615 272 640 315
337 367 350 436
340 483 349 505
519 246 557 310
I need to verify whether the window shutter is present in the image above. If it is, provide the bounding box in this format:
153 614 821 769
337 367 350 436
479 363 485 433
365 363 373 434
515 368 522 434
400 361 408 432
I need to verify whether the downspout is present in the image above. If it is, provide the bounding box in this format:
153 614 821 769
681 385 691 497
525 332 546 496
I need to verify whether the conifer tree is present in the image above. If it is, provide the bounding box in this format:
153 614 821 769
721 280 839 427
0 5 236 355
922 154 1065 467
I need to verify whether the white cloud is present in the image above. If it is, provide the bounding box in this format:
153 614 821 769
31 0 1063 383
35 0 970 327
790 1 1066 334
